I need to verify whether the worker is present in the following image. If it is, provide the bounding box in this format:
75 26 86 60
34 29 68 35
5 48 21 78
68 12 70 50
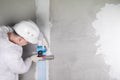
0 20 43 80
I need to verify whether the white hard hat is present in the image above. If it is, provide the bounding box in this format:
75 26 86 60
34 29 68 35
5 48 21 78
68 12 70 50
13 20 40 44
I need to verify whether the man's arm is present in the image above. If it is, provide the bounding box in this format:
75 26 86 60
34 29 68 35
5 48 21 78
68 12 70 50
4 50 32 74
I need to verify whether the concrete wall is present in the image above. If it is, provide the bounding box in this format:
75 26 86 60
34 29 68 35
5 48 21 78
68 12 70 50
50 0 120 80
0 0 36 25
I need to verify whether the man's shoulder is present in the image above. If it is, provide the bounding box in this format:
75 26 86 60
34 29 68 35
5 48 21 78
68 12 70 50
0 38 22 52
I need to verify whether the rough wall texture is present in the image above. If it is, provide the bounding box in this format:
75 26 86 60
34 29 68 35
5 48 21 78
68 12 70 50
50 0 120 80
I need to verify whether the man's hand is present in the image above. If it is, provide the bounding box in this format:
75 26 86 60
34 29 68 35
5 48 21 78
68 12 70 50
30 55 43 62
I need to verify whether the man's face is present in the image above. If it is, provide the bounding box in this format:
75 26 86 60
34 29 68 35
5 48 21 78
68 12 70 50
16 37 29 46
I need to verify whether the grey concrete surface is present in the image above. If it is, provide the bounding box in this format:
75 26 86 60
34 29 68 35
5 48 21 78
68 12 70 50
0 0 36 25
49 0 120 80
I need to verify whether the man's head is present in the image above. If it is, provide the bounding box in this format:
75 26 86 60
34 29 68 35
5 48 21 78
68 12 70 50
8 31 29 46
9 20 40 46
